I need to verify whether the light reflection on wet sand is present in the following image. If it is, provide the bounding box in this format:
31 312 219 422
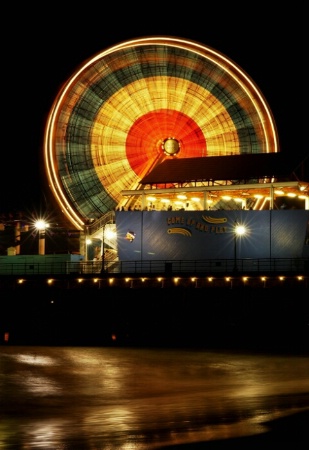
1 346 309 448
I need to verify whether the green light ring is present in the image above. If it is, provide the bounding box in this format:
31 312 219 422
44 37 278 229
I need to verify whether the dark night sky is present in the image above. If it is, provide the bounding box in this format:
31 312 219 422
2 3 306 218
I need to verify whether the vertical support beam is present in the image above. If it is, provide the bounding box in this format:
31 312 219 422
269 185 274 210
15 221 21 255
38 229 46 255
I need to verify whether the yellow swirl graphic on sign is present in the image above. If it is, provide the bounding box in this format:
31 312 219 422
167 228 192 236
202 215 227 224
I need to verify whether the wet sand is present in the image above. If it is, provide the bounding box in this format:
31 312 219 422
161 409 309 448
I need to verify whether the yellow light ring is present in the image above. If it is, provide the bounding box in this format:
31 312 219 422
91 77 238 198
44 36 279 229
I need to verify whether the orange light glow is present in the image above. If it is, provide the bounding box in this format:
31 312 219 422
44 37 279 228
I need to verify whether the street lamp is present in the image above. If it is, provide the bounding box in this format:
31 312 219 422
35 220 49 255
85 238 92 262
233 221 246 272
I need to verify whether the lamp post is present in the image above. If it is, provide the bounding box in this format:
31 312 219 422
35 220 49 255
101 222 116 273
233 221 246 272
85 238 92 262
102 224 107 273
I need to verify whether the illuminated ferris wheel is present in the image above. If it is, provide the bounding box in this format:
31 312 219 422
44 36 279 230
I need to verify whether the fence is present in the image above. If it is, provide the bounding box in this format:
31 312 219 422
0 258 308 276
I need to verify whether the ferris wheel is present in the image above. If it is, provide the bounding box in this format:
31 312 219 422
44 36 279 230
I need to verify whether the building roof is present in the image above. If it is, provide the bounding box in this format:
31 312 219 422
140 153 297 186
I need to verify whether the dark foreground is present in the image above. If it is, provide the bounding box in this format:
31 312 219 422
161 409 309 448
1 283 308 353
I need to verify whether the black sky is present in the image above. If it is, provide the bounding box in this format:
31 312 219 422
3 3 306 217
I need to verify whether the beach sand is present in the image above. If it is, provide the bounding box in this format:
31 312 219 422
160 408 309 448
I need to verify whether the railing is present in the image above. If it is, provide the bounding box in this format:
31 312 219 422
0 258 308 276
86 211 115 236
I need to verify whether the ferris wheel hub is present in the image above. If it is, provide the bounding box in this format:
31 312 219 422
162 137 180 156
